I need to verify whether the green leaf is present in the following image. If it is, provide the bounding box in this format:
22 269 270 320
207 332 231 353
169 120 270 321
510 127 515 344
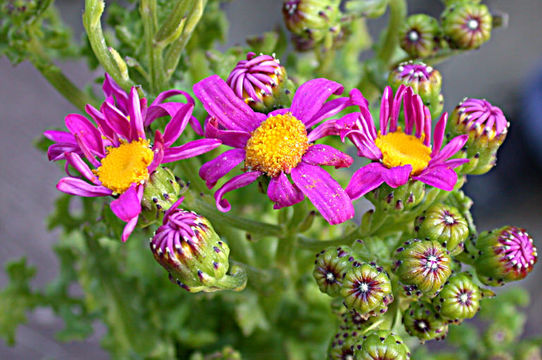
234 291 269 336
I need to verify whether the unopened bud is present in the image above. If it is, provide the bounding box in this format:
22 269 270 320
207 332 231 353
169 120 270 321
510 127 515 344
354 330 411 360
226 52 292 113
415 204 469 256
140 167 181 226
450 98 508 175
433 272 481 324
403 301 449 342
394 240 452 297
313 246 356 297
474 226 537 286
340 262 393 318
442 2 492 50
328 328 358 360
368 181 425 213
399 14 440 58
150 200 246 292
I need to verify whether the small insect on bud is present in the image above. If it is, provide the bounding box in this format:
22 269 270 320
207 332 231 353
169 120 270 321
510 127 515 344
474 226 537 286
150 199 246 293
399 14 440 58
340 262 393 318
433 272 482 324
403 301 449 343
226 52 292 113
441 2 492 50
415 204 469 256
313 246 356 297
394 240 452 298
353 330 411 360
450 98 508 175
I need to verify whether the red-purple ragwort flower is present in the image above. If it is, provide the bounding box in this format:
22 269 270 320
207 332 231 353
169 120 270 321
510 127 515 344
45 75 221 241
193 75 355 225
336 85 469 200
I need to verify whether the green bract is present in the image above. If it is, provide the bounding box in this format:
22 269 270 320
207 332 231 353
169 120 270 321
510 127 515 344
354 330 411 360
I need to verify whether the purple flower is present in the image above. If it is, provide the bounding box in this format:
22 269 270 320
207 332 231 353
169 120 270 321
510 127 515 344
45 75 221 242
336 85 469 200
193 75 355 225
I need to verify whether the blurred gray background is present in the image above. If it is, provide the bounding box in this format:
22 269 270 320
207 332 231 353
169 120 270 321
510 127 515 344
1 0 541 358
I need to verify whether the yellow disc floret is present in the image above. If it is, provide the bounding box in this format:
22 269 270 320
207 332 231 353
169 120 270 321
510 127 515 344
94 139 154 194
245 113 309 177
374 130 431 175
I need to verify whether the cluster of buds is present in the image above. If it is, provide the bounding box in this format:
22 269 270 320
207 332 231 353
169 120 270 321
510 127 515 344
389 61 443 119
449 98 509 175
226 52 293 113
314 246 394 320
150 200 246 293
367 181 426 213
399 1 493 59
282 0 342 51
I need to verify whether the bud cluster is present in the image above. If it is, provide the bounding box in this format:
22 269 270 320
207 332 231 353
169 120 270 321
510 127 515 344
399 1 493 59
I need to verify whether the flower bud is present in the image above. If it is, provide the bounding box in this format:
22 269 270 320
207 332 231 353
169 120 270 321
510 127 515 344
282 0 342 50
150 200 246 292
328 328 359 360
340 262 393 318
353 330 411 360
339 307 381 332
474 226 537 286
516 342 542 360
403 301 448 342
399 14 440 58
450 98 508 175
313 246 357 297
140 167 181 226
415 204 469 256
226 52 293 113
394 240 452 297
433 272 481 323
368 181 425 213
441 2 492 50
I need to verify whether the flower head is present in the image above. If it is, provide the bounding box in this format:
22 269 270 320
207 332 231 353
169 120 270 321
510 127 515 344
226 52 290 112
150 198 245 293
337 85 469 200
45 74 221 241
474 226 537 286
194 75 355 225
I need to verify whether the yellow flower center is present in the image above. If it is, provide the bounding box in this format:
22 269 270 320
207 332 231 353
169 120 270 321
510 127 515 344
245 113 309 177
94 139 154 194
374 130 431 175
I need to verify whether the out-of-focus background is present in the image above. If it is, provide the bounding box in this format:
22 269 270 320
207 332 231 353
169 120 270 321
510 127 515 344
1 0 541 358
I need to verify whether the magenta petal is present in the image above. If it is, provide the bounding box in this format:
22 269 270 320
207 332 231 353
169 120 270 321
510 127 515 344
64 114 105 157
151 89 194 107
163 103 193 146
302 144 353 168
101 101 131 139
47 144 81 161
268 172 305 209
432 113 447 156
148 131 165 174
110 185 142 222
381 165 411 188
304 96 350 128
345 163 386 200
307 119 339 142
205 118 250 148
379 86 393 134
65 152 99 183
129 87 145 140
443 158 470 168
44 130 75 143
290 78 343 125
57 178 112 197
199 148 246 189
121 216 139 243
291 162 354 225
413 166 458 191
431 134 469 163
163 138 221 163
215 171 261 212
103 73 129 112
193 75 259 132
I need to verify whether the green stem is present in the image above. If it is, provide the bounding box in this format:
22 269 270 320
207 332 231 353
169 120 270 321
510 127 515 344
27 45 97 111
297 226 361 251
183 193 282 237
83 0 133 91
376 0 407 68
140 0 164 94
176 157 209 195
